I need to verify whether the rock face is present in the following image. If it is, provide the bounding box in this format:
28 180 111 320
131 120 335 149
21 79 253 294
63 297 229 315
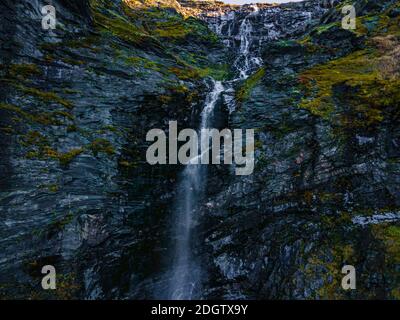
200 0 400 299
0 0 399 300
0 0 226 299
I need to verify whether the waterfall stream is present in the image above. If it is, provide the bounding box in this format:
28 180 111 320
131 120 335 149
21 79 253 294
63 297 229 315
234 5 262 79
168 4 263 301
163 1 325 300
168 80 224 300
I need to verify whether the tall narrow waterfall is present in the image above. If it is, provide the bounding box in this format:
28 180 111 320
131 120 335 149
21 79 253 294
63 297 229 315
234 5 262 79
167 4 266 301
168 80 224 300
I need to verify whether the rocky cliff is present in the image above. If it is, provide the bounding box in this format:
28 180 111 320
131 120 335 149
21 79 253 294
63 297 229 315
201 0 400 299
0 0 227 299
0 0 399 299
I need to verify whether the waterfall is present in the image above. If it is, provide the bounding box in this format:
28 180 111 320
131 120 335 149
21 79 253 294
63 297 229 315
167 7 263 299
164 1 330 300
236 18 253 79
168 80 224 300
234 5 262 79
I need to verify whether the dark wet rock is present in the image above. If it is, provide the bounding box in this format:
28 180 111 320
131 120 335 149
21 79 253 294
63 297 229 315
200 0 400 299
0 0 225 299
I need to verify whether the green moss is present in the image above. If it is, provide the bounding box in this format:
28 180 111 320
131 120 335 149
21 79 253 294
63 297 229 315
48 184 59 193
199 64 232 81
52 110 75 121
41 36 101 56
89 0 221 87
167 58 229 81
313 22 339 35
236 67 265 103
160 19 216 42
392 288 400 300
168 66 200 80
2 103 71 126
168 84 189 95
54 273 80 300
20 131 48 148
91 0 219 49
19 86 73 109
254 140 263 150
43 147 84 166
154 20 191 39
34 112 61 126
8 63 41 79
125 56 162 71
91 8 151 47
21 130 84 165
0 103 31 120
64 36 101 50
125 56 144 67
44 54 55 64
61 57 86 66
88 138 115 156
372 224 400 264
98 125 121 136
0 127 14 134
63 88 80 95
298 49 399 127
49 212 74 233
25 151 40 159
67 124 78 132
119 159 136 168
296 36 322 53
59 149 84 166
157 95 173 104
305 244 355 299
299 4 400 128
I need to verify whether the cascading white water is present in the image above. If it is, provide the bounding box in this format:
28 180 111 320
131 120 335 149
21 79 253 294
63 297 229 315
168 7 263 299
210 5 264 114
168 80 224 300
234 5 262 79
165 2 328 300
167 2 292 299
236 18 253 79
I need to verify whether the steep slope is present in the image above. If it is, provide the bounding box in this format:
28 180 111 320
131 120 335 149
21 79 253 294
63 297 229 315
202 0 400 299
0 0 227 299
0 0 399 300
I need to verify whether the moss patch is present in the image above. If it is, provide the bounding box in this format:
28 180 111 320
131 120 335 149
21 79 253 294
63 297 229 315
88 138 115 156
8 63 42 79
20 86 74 109
298 46 400 128
44 147 84 166
236 67 265 103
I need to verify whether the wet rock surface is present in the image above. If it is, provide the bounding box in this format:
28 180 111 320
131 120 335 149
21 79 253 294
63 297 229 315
201 0 400 299
0 0 225 299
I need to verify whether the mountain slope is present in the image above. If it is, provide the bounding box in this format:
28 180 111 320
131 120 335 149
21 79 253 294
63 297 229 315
202 0 400 299
0 0 399 300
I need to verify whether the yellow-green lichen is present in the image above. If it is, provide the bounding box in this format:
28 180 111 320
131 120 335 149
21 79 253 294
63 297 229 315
88 138 115 156
236 67 265 103
21 86 74 109
43 147 84 166
372 224 400 264
298 47 400 127
8 63 42 79
91 7 152 47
